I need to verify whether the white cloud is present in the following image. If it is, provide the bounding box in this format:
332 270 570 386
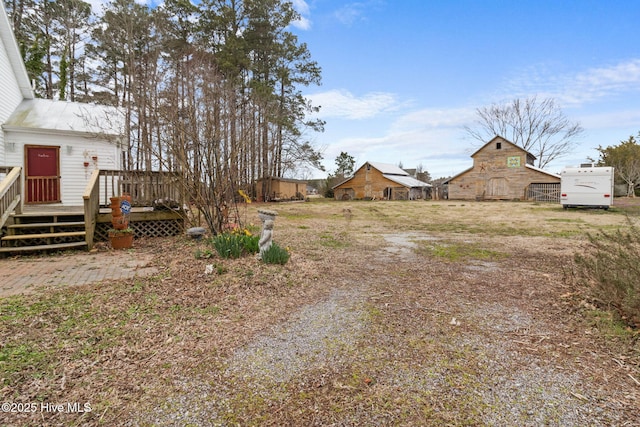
503 59 640 108
292 16 312 30
331 1 384 26
391 107 476 131
319 105 478 177
291 0 312 30
309 89 406 119
334 3 366 26
291 0 310 15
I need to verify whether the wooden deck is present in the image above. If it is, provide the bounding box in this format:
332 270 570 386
1 168 185 253
21 205 167 215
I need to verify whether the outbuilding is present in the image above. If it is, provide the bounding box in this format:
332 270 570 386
445 136 560 201
255 176 307 201
333 161 431 200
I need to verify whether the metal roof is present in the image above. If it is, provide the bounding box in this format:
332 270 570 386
3 99 123 136
367 161 409 176
525 163 560 179
383 173 432 188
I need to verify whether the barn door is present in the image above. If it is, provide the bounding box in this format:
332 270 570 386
487 177 507 197
25 145 61 204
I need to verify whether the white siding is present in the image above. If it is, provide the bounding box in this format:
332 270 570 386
0 28 24 165
4 131 122 206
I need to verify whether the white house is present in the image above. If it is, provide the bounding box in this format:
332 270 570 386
0 0 124 207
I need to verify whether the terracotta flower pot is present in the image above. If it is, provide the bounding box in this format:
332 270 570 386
110 197 122 217
111 216 129 230
108 231 134 249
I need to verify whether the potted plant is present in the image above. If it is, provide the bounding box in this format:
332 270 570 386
108 227 134 250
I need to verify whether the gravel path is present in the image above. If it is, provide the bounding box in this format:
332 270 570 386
131 231 638 426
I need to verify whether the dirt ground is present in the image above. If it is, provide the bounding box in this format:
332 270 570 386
1 200 639 426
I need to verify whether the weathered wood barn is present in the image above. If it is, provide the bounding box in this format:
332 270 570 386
445 136 560 201
255 176 307 201
0 0 183 254
333 161 431 200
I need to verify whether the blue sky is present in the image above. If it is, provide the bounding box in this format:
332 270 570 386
90 0 640 179
287 0 640 179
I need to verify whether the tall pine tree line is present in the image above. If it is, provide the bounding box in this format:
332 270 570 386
5 0 324 210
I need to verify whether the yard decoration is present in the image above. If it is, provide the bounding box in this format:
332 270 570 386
108 196 134 249
187 227 207 240
108 228 134 250
257 209 278 257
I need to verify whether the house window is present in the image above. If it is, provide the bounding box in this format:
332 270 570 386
496 142 502 149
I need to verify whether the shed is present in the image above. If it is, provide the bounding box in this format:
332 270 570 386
445 136 560 201
255 176 307 201
333 161 431 200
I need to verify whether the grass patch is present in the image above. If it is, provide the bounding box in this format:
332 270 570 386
0 343 49 380
545 218 586 223
584 309 635 340
418 241 507 262
319 232 350 248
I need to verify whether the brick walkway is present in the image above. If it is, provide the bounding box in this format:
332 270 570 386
0 250 158 298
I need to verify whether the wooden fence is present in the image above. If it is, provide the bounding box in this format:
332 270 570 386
526 183 560 202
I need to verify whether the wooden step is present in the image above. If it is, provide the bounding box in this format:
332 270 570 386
1 231 86 241
7 221 85 229
11 212 83 220
0 241 87 253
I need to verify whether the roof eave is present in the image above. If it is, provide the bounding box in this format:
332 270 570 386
2 124 121 139
524 164 560 178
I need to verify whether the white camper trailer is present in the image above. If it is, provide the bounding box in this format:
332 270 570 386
560 166 614 209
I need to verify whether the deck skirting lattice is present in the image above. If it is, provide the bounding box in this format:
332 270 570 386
95 218 184 241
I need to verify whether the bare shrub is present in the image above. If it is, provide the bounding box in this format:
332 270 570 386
574 219 640 327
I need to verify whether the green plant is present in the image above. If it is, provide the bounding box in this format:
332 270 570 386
261 242 290 265
216 263 228 275
211 234 244 258
239 234 259 254
194 248 214 259
574 219 640 328
108 227 133 235
209 232 259 258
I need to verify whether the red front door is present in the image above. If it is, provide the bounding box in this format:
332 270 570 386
25 145 61 204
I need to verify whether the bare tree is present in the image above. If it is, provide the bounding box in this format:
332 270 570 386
465 96 584 168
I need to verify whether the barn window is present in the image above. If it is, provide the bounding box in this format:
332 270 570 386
496 142 502 149
366 163 371 171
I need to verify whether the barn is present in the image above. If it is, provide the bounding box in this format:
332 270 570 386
333 161 431 200
445 136 560 201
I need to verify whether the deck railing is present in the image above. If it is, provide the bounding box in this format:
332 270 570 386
82 169 101 250
0 167 22 230
98 170 182 207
